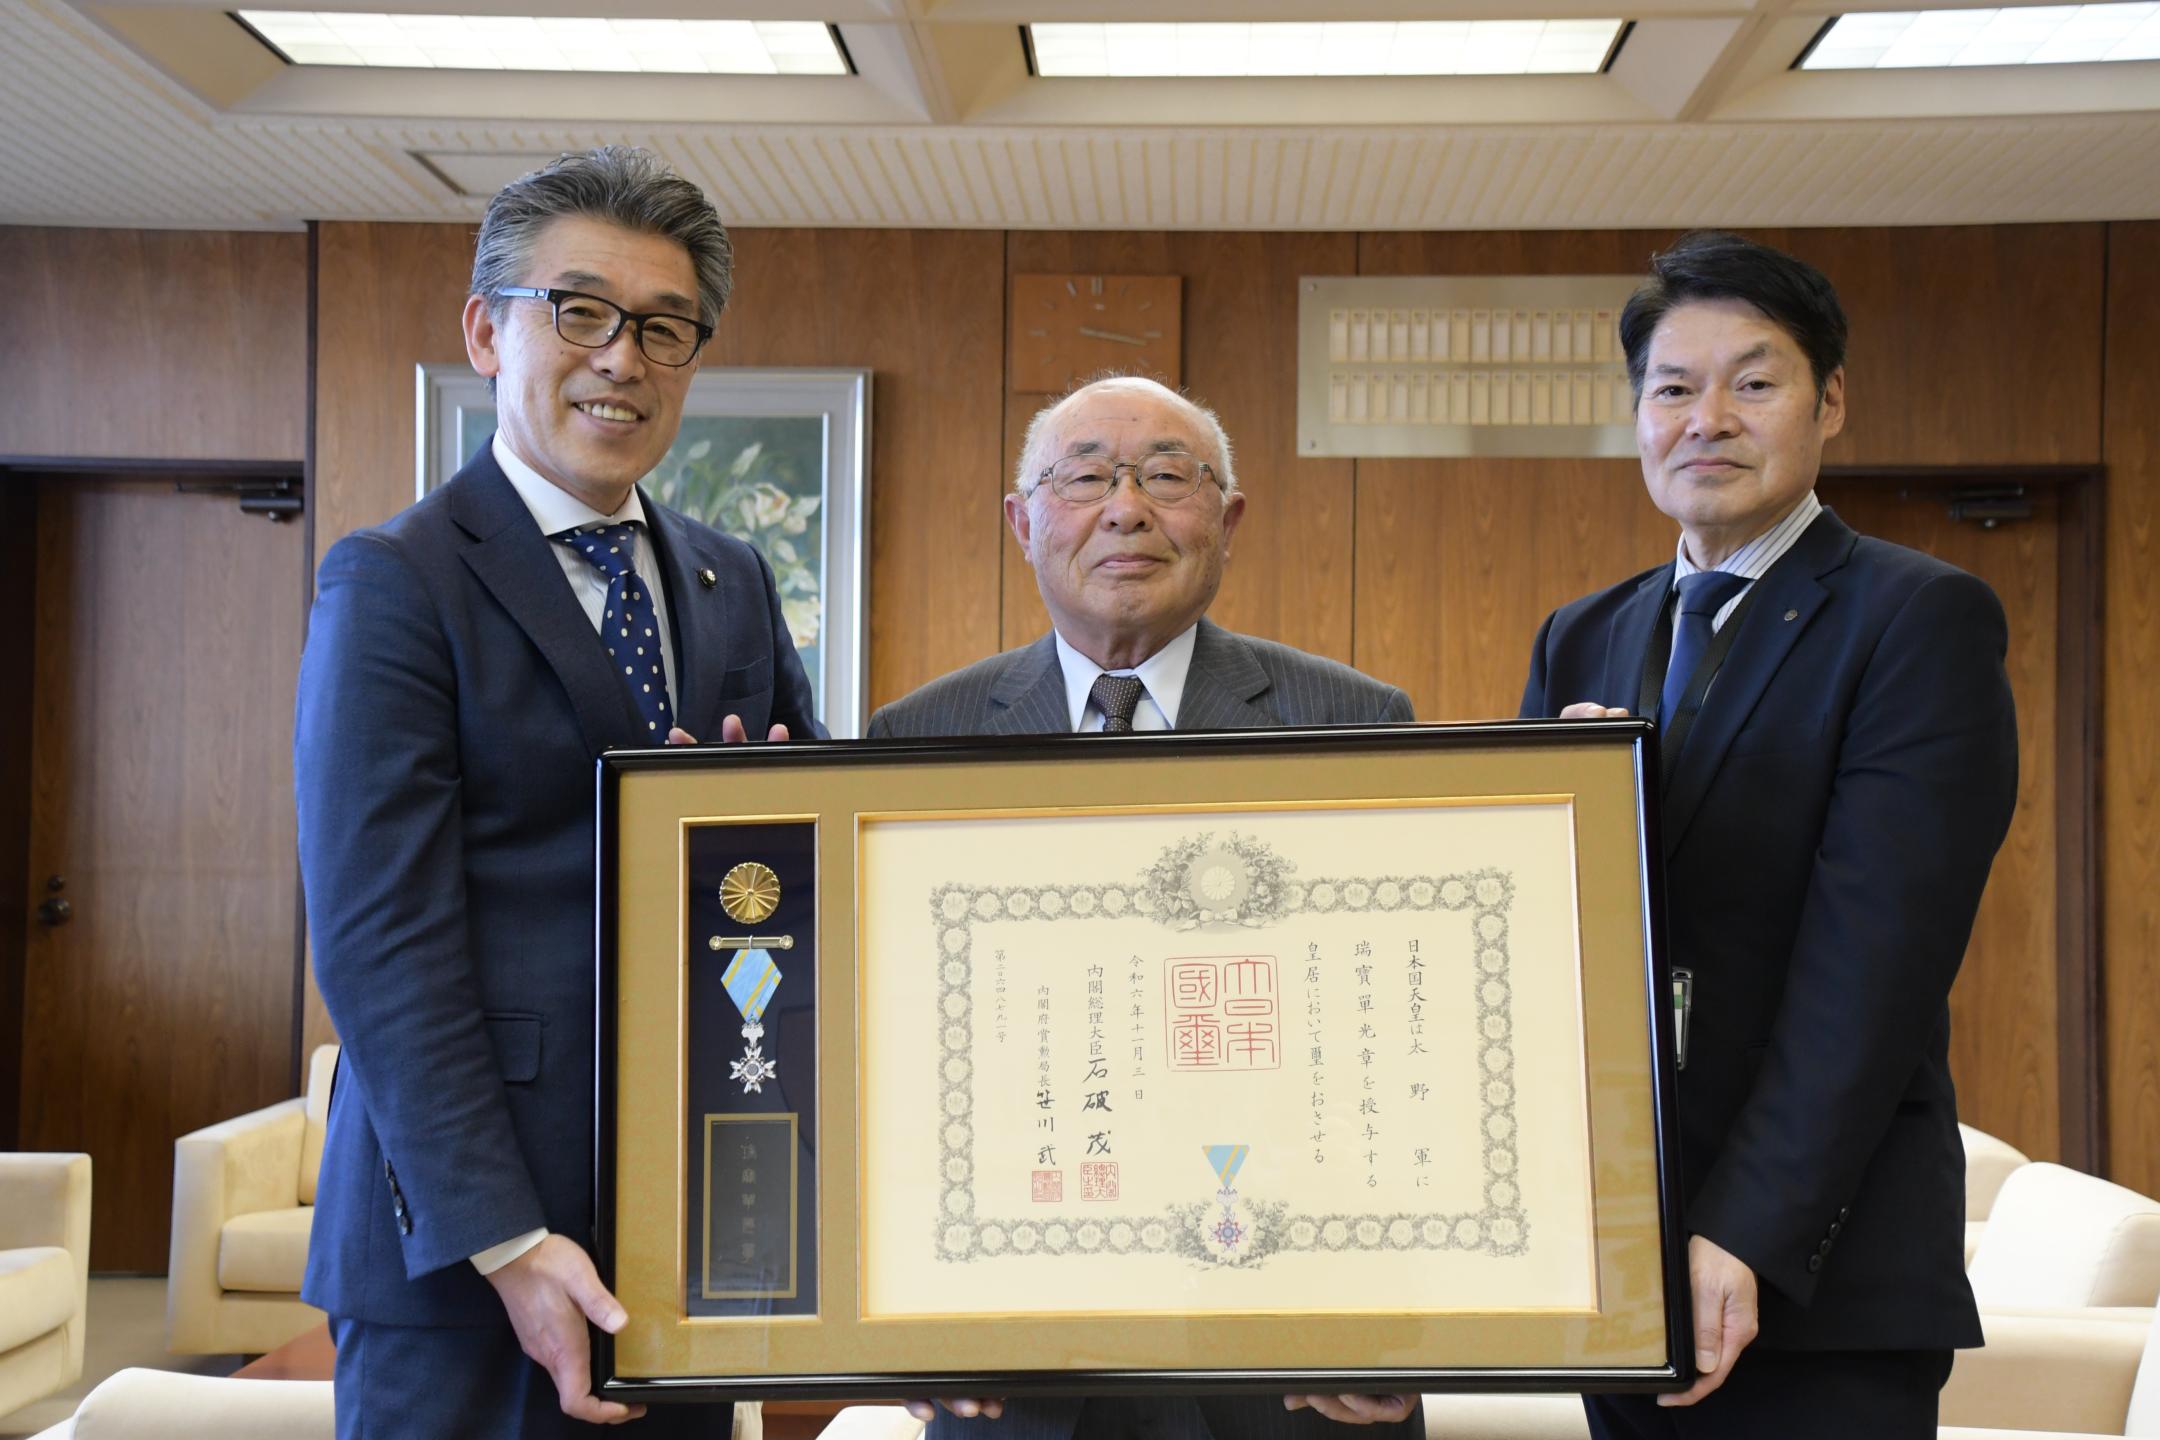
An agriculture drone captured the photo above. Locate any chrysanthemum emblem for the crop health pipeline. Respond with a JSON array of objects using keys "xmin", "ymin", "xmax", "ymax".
[
  {"xmin": 719, "ymin": 862, "xmax": 781, "ymax": 925},
  {"xmin": 1185, "ymin": 848, "xmax": 1251, "ymax": 915}
]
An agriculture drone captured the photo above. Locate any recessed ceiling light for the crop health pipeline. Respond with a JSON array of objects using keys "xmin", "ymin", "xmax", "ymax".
[
  {"xmin": 1798, "ymin": 4, "xmax": 2160, "ymax": 69},
  {"xmin": 232, "ymin": 12, "xmax": 851, "ymax": 74},
  {"xmin": 1025, "ymin": 20, "xmax": 1629, "ymax": 78}
]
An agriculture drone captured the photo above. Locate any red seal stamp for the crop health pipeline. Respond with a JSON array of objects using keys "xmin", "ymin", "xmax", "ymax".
[
  {"xmin": 1168, "ymin": 956, "xmax": 1280, "ymax": 1071},
  {"xmin": 1080, "ymin": 1161, "xmax": 1119, "ymax": 1201},
  {"xmin": 1031, "ymin": 1169, "xmax": 1062, "ymax": 1202}
]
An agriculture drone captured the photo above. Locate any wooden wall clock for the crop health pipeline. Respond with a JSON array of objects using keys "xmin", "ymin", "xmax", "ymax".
[{"xmin": 1010, "ymin": 273, "xmax": 1182, "ymax": 394}]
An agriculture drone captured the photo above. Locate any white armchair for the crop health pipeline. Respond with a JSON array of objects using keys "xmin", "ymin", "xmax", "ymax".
[
  {"xmin": 0, "ymin": 1152, "xmax": 91, "ymax": 1421},
  {"xmin": 25, "ymin": 1368, "xmax": 332, "ymax": 1440},
  {"xmin": 166, "ymin": 1045, "xmax": 337, "ymax": 1354},
  {"xmin": 1968, "ymin": 1164, "xmax": 2160, "ymax": 1312},
  {"xmin": 1939, "ymin": 1304, "xmax": 2159, "ymax": 1437},
  {"xmin": 1962, "ymin": 1123, "xmax": 2031, "ymax": 1265}
]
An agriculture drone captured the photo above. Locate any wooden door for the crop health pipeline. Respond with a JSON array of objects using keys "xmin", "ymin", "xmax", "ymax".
[
  {"xmin": 18, "ymin": 475, "xmax": 304, "ymax": 1270},
  {"xmin": 1817, "ymin": 480, "xmax": 2069, "ymax": 1165}
]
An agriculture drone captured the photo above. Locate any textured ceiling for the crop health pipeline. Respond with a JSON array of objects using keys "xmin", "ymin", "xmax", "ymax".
[{"xmin": 4, "ymin": 0, "xmax": 2159, "ymax": 232}]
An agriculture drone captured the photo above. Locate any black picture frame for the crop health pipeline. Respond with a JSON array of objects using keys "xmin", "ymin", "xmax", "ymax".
[{"xmin": 595, "ymin": 719, "xmax": 1689, "ymax": 1402}]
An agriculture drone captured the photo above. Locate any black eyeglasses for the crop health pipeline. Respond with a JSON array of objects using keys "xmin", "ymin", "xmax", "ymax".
[{"xmin": 493, "ymin": 287, "xmax": 712, "ymax": 367}]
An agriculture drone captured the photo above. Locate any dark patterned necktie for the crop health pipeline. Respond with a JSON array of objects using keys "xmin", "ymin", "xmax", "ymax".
[
  {"xmin": 1660, "ymin": 569, "xmax": 1751, "ymax": 727},
  {"xmin": 554, "ymin": 521, "xmax": 674, "ymax": 740},
  {"xmin": 1090, "ymin": 673, "xmax": 1145, "ymax": 734}
]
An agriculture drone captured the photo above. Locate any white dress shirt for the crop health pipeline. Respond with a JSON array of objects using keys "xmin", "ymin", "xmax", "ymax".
[
  {"xmin": 1053, "ymin": 624, "xmax": 1198, "ymax": 732},
  {"xmin": 471, "ymin": 433, "xmax": 678, "ymax": 1277},
  {"xmin": 492, "ymin": 432, "xmax": 678, "ymax": 709}
]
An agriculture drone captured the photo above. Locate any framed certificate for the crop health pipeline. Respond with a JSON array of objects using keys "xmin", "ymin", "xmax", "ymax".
[{"xmin": 596, "ymin": 720, "xmax": 1690, "ymax": 1401}]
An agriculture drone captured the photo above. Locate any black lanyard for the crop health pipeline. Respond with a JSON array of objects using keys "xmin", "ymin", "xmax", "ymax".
[{"xmin": 1638, "ymin": 580, "xmax": 1759, "ymax": 785}]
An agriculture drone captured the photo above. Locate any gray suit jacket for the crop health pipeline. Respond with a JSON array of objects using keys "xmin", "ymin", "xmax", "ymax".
[{"xmin": 866, "ymin": 617, "xmax": 1414, "ymax": 736}]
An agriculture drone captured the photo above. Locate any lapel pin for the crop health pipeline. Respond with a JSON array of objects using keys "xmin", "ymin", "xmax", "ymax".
[
  {"xmin": 1784, "ymin": 608, "xmax": 1799, "ymax": 622},
  {"xmin": 699, "ymin": 568, "xmax": 717, "ymax": 589}
]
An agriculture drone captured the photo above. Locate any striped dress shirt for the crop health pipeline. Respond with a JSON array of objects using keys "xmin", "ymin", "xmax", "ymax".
[{"xmin": 1670, "ymin": 489, "xmax": 1824, "ymax": 639}]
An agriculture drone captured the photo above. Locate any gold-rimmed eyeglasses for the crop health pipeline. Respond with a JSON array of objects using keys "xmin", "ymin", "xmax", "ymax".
[
  {"xmin": 1030, "ymin": 450, "xmax": 1219, "ymax": 505},
  {"xmin": 493, "ymin": 287, "xmax": 713, "ymax": 368}
]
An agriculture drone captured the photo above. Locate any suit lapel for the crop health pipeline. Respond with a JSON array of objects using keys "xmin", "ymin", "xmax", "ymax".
[
  {"xmin": 987, "ymin": 635, "xmax": 1070, "ymax": 734},
  {"xmin": 1608, "ymin": 565, "xmax": 1674, "ymax": 712},
  {"xmin": 1661, "ymin": 511, "xmax": 1856, "ymax": 856},
  {"xmin": 450, "ymin": 454, "xmax": 639, "ymax": 758},
  {"xmin": 1176, "ymin": 619, "xmax": 1274, "ymax": 730},
  {"xmin": 641, "ymin": 496, "xmax": 732, "ymax": 743}
]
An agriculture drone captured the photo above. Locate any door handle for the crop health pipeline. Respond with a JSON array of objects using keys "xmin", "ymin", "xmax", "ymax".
[{"xmin": 36, "ymin": 875, "xmax": 70, "ymax": 927}]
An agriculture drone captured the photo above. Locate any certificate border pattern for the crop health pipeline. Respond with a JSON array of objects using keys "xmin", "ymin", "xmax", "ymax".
[{"xmin": 925, "ymin": 839, "xmax": 1528, "ymax": 1268}]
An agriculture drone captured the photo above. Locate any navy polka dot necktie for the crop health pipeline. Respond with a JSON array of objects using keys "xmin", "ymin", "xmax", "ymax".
[{"xmin": 555, "ymin": 521, "xmax": 673, "ymax": 740}]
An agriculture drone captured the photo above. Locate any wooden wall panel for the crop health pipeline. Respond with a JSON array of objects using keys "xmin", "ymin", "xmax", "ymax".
[
  {"xmin": 699, "ymin": 229, "xmax": 1006, "ymax": 709},
  {"xmin": 312, "ymin": 222, "xmax": 475, "ymax": 565},
  {"xmin": 1000, "ymin": 233, "xmax": 1358, "ymax": 666},
  {"xmin": 2103, "ymin": 221, "xmax": 2160, "ymax": 1198},
  {"xmin": 1352, "ymin": 459, "xmax": 1672, "ymax": 722},
  {"xmin": 1777, "ymin": 226, "xmax": 2106, "ymax": 468},
  {"xmin": 1352, "ymin": 233, "xmax": 1677, "ymax": 720},
  {"xmin": 0, "ymin": 228, "xmax": 307, "ymax": 463}
]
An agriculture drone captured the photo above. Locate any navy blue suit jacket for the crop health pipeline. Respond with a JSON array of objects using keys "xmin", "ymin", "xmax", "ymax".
[
  {"xmin": 1521, "ymin": 508, "xmax": 2015, "ymax": 1352},
  {"xmin": 295, "ymin": 444, "xmax": 821, "ymax": 1329}
]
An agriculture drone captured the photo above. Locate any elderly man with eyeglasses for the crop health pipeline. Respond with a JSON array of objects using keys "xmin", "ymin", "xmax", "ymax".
[
  {"xmin": 870, "ymin": 375, "xmax": 1412, "ymax": 746},
  {"xmin": 868, "ymin": 374, "xmax": 1418, "ymax": 1440}
]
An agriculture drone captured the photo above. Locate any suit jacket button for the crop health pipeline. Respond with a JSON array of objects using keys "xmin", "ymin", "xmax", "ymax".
[
  {"xmin": 1806, "ymin": 1254, "xmax": 1823, "ymax": 1273},
  {"xmin": 1828, "ymin": 1221, "xmax": 1841, "ymax": 1237},
  {"xmin": 1838, "ymin": 1206, "xmax": 1850, "ymax": 1220},
  {"xmin": 1818, "ymin": 1238, "xmax": 1833, "ymax": 1255}
]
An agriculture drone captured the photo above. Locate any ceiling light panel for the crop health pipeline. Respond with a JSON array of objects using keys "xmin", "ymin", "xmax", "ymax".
[
  {"xmin": 234, "ymin": 12, "xmax": 849, "ymax": 73},
  {"xmin": 1027, "ymin": 20, "xmax": 1626, "ymax": 78},
  {"xmin": 1801, "ymin": 4, "xmax": 2160, "ymax": 68}
]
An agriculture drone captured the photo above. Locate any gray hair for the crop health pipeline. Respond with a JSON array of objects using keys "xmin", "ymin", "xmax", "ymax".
[
  {"xmin": 470, "ymin": 145, "xmax": 733, "ymax": 327},
  {"xmin": 1013, "ymin": 374, "xmax": 1239, "ymax": 498}
]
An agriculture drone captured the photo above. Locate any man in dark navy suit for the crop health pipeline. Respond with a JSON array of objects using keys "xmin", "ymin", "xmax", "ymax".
[
  {"xmin": 296, "ymin": 147, "xmax": 818, "ymax": 1437},
  {"xmin": 1521, "ymin": 232, "xmax": 2017, "ymax": 1438}
]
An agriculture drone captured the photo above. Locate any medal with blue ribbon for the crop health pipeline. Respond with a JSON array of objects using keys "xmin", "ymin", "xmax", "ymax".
[
  {"xmin": 1199, "ymin": 1144, "xmax": 1252, "ymax": 1261},
  {"xmin": 715, "ymin": 862, "xmax": 786, "ymax": 1094},
  {"xmin": 724, "ymin": 948, "xmax": 782, "ymax": 1093}
]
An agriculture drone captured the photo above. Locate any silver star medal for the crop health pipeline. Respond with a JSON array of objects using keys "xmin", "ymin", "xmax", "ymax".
[
  {"xmin": 722, "ymin": 946, "xmax": 783, "ymax": 1095},
  {"xmin": 729, "ymin": 1020, "xmax": 778, "ymax": 1093}
]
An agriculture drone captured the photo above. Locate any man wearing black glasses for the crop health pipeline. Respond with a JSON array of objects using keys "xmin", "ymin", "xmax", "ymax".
[
  {"xmin": 295, "ymin": 146, "xmax": 816, "ymax": 1439},
  {"xmin": 870, "ymin": 375, "xmax": 1418, "ymax": 1439}
]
